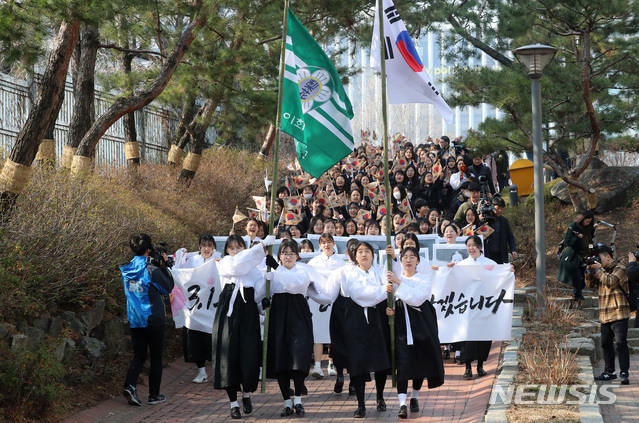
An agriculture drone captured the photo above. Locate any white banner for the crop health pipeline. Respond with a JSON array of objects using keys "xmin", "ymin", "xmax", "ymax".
[
  {"xmin": 169, "ymin": 258, "xmax": 221, "ymax": 334},
  {"xmin": 430, "ymin": 265, "xmax": 515, "ymax": 343}
]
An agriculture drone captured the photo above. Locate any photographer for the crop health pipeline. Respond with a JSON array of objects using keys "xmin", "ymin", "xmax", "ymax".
[
  {"xmin": 585, "ymin": 245, "xmax": 630, "ymax": 385},
  {"xmin": 557, "ymin": 210, "xmax": 596, "ymax": 304},
  {"xmin": 482, "ymin": 197, "xmax": 518, "ymax": 264},
  {"xmin": 626, "ymin": 252, "xmax": 639, "ymax": 328},
  {"xmin": 453, "ymin": 182, "xmax": 481, "ymax": 223},
  {"xmin": 120, "ymin": 233, "xmax": 175, "ymax": 406},
  {"xmin": 467, "ymin": 152, "xmax": 496, "ymax": 195}
]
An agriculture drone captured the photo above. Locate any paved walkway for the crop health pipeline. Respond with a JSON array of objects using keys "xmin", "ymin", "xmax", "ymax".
[
  {"xmin": 65, "ymin": 342, "xmax": 501, "ymax": 423},
  {"xmin": 596, "ymin": 352, "xmax": 639, "ymax": 423}
]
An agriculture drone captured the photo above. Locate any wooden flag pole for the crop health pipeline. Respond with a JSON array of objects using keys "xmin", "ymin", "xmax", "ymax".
[
  {"xmin": 378, "ymin": 0, "xmax": 396, "ymax": 388},
  {"xmin": 261, "ymin": 0, "xmax": 290, "ymax": 394}
]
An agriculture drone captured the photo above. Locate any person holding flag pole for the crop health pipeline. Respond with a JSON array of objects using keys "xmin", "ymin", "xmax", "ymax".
[
  {"xmin": 261, "ymin": 0, "xmax": 355, "ymax": 395},
  {"xmin": 370, "ymin": 0, "xmax": 455, "ymax": 391}
]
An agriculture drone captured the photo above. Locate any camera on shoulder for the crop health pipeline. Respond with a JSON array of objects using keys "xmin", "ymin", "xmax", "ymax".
[{"xmin": 148, "ymin": 242, "xmax": 175, "ymax": 268}]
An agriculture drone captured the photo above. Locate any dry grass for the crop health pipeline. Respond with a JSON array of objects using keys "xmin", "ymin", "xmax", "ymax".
[
  {"xmin": 519, "ymin": 331, "xmax": 580, "ymax": 385},
  {"xmin": 507, "ymin": 404, "xmax": 581, "ymax": 423}
]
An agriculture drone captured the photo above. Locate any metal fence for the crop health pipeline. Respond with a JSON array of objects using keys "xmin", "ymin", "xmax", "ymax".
[{"xmin": 0, "ymin": 71, "xmax": 215, "ymax": 164}]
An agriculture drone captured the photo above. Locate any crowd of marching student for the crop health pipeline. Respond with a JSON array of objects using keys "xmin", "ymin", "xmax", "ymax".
[
  {"xmin": 121, "ymin": 134, "xmax": 517, "ymax": 419},
  {"xmin": 234, "ymin": 134, "xmax": 510, "ymax": 242}
]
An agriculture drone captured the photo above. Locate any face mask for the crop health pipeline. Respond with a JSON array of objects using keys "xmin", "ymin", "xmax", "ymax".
[
  {"xmin": 393, "ymin": 192, "xmax": 402, "ymax": 200},
  {"xmin": 462, "ymin": 190, "xmax": 470, "ymax": 198},
  {"xmin": 303, "ymin": 193, "xmax": 313, "ymax": 200},
  {"xmin": 407, "ymin": 192, "xmax": 412, "ymax": 199}
]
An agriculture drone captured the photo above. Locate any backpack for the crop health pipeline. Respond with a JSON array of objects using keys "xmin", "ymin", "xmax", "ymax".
[{"xmin": 557, "ymin": 239, "xmax": 565, "ymax": 261}]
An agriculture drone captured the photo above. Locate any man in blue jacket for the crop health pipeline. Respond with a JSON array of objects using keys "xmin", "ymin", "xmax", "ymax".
[{"xmin": 120, "ymin": 233, "xmax": 174, "ymax": 406}]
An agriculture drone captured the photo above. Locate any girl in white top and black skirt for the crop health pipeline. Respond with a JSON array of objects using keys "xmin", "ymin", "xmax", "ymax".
[
  {"xmin": 386, "ymin": 247, "xmax": 444, "ymax": 418},
  {"xmin": 451, "ymin": 235, "xmax": 513, "ymax": 379},
  {"xmin": 341, "ymin": 242, "xmax": 391, "ymax": 418},
  {"xmin": 266, "ymin": 239, "xmax": 332, "ymax": 417},
  {"xmin": 212, "ymin": 234, "xmax": 270, "ymax": 419}
]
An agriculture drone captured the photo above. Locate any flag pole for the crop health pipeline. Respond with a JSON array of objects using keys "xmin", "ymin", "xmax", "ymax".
[
  {"xmin": 378, "ymin": 0, "xmax": 396, "ymax": 388},
  {"xmin": 262, "ymin": 0, "xmax": 290, "ymax": 394}
]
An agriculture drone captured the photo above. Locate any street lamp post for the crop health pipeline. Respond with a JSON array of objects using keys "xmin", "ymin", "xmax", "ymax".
[{"xmin": 512, "ymin": 44, "xmax": 558, "ymax": 306}]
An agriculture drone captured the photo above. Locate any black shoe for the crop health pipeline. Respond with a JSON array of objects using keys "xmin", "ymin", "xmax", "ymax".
[
  {"xmin": 242, "ymin": 397, "xmax": 252, "ymax": 414},
  {"xmin": 334, "ymin": 375, "xmax": 344, "ymax": 393},
  {"xmin": 398, "ymin": 405, "xmax": 408, "ymax": 419},
  {"xmin": 123, "ymin": 384, "xmax": 141, "ymax": 406},
  {"xmin": 442, "ymin": 349, "xmax": 450, "ymax": 359},
  {"xmin": 231, "ymin": 406, "xmax": 242, "ymax": 419},
  {"xmin": 594, "ymin": 372, "xmax": 617, "ymax": 381},
  {"xmin": 463, "ymin": 369, "xmax": 473, "ymax": 379},
  {"xmin": 477, "ymin": 367, "xmax": 487, "ymax": 377},
  {"xmin": 354, "ymin": 406, "xmax": 366, "ymax": 418},
  {"xmin": 294, "ymin": 403, "xmax": 305, "ymax": 416},
  {"xmin": 148, "ymin": 394, "xmax": 166, "ymax": 405},
  {"xmin": 409, "ymin": 398, "xmax": 419, "ymax": 412},
  {"xmin": 376, "ymin": 398, "xmax": 386, "ymax": 412},
  {"xmin": 281, "ymin": 406, "xmax": 294, "ymax": 417},
  {"xmin": 620, "ymin": 372, "xmax": 630, "ymax": 385},
  {"xmin": 349, "ymin": 384, "xmax": 355, "ymax": 396}
]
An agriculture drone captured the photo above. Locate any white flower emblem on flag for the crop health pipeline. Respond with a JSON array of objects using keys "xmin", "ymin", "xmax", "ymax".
[{"xmin": 297, "ymin": 67, "xmax": 333, "ymax": 113}]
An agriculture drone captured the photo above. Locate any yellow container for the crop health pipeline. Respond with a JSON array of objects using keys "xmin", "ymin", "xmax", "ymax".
[{"xmin": 509, "ymin": 158, "xmax": 534, "ymax": 196}]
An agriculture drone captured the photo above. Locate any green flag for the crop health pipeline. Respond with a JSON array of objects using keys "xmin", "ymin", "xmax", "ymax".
[{"xmin": 281, "ymin": 9, "xmax": 354, "ymax": 178}]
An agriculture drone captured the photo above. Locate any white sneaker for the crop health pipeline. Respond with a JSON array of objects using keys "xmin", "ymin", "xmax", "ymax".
[
  {"xmin": 327, "ymin": 362, "xmax": 337, "ymax": 376},
  {"xmin": 311, "ymin": 365, "xmax": 324, "ymax": 378},
  {"xmin": 193, "ymin": 373, "xmax": 208, "ymax": 383}
]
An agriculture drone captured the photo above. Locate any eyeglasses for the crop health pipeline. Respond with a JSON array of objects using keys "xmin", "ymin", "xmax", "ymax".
[
  {"xmin": 281, "ymin": 253, "xmax": 297, "ymax": 258},
  {"xmin": 402, "ymin": 255, "xmax": 418, "ymax": 261}
]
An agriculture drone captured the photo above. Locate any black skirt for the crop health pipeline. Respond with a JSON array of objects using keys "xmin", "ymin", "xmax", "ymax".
[
  {"xmin": 394, "ymin": 300, "xmax": 445, "ymax": 389},
  {"xmin": 343, "ymin": 298, "xmax": 391, "ymax": 377},
  {"xmin": 182, "ymin": 327, "xmax": 212, "ymax": 363},
  {"xmin": 266, "ymin": 292, "xmax": 314, "ymax": 378},
  {"xmin": 329, "ymin": 294, "xmax": 349, "ymax": 369},
  {"xmin": 211, "ymin": 285, "xmax": 261, "ymax": 392},
  {"xmin": 460, "ymin": 341, "xmax": 492, "ymax": 363}
]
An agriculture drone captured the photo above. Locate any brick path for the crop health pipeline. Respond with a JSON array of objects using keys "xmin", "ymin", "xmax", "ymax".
[
  {"xmin": 596, "ymin": 353, "xmax": 639, "ymax": 423},
  {"xmin": 64, "ymin": 342, "xmax": 501, "ymax": 423}
]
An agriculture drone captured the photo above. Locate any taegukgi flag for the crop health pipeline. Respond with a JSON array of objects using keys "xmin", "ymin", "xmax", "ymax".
[
  {"xmin": 281, "ymin": 8, "xmax": 355, "ymax": 178},
  {"xmin": 370, "ymin": 0, "xmax": 454, "ymax": 123}
]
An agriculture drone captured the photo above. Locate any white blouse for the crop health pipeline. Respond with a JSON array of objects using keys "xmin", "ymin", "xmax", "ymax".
[
  {"xmin": 394, "ymin": 271, "xmax": 432, "ymax": 345},
  {"xmin": 217, "ymin": 244, "xmax": 267, "ymax": 316},
  {"xmin": 272, "ymin": 263, "xmax": 332, "ymax": 304},
  {"xmin": 457, "ymin": 254, "xmax": 497, "ymax": 266},
  {"xmin": 342, "ymin": 265, "xmax": 387, "ymax": 323},
  {"xmin": 308, "ymin": 253, "xmax": 346, "ymax": 270}
]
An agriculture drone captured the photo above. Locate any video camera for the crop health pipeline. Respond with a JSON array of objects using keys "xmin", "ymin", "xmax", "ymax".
[
  {"xmin": 584, "ymin": 243, "xmax": 605, "ymax": 266},
  {"xmin": 148, "ymin": 242, "xmax": 175, "ymax": 268},
  {"xmin": 477, "ymin": 175, "xmax": 495, "ymax": 223},
  {"xmin": 632, "ymin": 242, "xmax": 639, "ymax": 261},
  {"xmin": 451, "ymin": 139, "xmax": 465, "ymax": 155}
]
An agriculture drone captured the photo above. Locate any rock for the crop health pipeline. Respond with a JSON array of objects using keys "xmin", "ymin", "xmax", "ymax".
[
  {"xmin": 63, "ymin": 338, "xmax": 76, "ymax": 363},
  {"xmin": 32, "ymin": 315, "xmax": 51, "ymax": 333},
  {"xmin": 0, "ymin": 323, "xmax": 14, "ymax": 340},
  {"xmin": 61, "ymin": 311, "xmax": 84, "ymax": 335},
  {"xmin": 103, "ymin": 318, "xmax": 126, "ymax": 349},
  {"xmin": 79, "ymin": 300, "xmax": 105, "ymax": 336},
  {"xmin": 560, "ymin": 337, "xmax": 595, "ymax": 358},
  {"xmin": 572, "ymin": 154, "xmax": 608, "ymax": 171},
  {"xmin": 80, "ymin": 336, "xmax": 105, "ymax": 359},
  {"xmin": 551, "ymin": 166, "xmax": 639, "ymax": 212},
  {"xmin": 511, "ymin": 327, "xmax": 527, "ymax": 342},
  {"xmin": 49, "ymin": 316, "xmax": 64, "ymax": 338},
  {"xmin": 11, "ymin": 334, "xmax": 28, "ymax": 351},
  {"xmin": 24, "ymin": 326, "xmax": 45, "ymax": 350}
]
